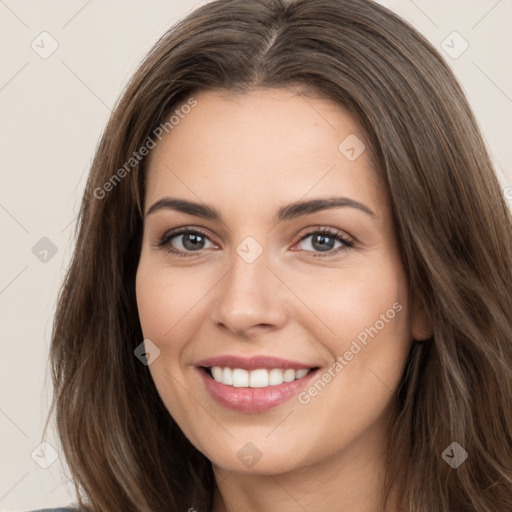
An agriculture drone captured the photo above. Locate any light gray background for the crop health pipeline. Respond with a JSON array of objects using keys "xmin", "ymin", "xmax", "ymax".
[{"xmin": 1, "ymin": 0, "xmax": 511, "ymax": 510}]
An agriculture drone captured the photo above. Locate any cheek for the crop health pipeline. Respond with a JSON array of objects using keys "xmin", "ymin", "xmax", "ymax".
[
  {"xmin": 135, "ymin": 259, "xmax": 209, "ymax": 344},
  {"xmin": 293, "ymin": 258, "xmax": 411, "ymax": 399},
  {"xmin": 136, "ymin": 266, "xmax": 172, "ymax": 343},
  {"xmin": 343, "ymin": 272, "xmax": 410, "ymax": 405},
  {"xmin": 347, "ymin": 267, "xmax": 408, "ymax": 343},
  {"xmin": 135, "ymin": 260, "xmax": 204, "ymax": 437},
  {"xmin": 291, "ymin": 258, "xmax": 409, "ymax": 345},
  {"xmin": 288, "ymin": 263, "xmax": 411, "ymax": 446}
]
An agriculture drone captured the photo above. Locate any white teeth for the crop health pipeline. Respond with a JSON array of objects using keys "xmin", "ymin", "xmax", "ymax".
[
  {"xmin": 249, "ymin": 369, "xmax": 269, "ymax": 388},
  {"xmin": 211, "ymin": 367, "xmax": 223, "ymax": 382},
  {"xmin": 283, "ymin": 369, "xmax": 296, "ymax": 382},
  {"xmin": 268, "ymin": 368, "xmax": 284, "ymax": 386},
  {"xmin": 232, "ymin": 368, "xmax": 249, "ymax": 387},
  {"xmin": 222, "ymin": 367, "xmax": 233, "ymax": 385},
  {"xmin": 295, "ymin": 369, "xmax": 309, "ymax": 379},
  {"xmin": 209, "ymin": 367, "xmax": 312, "ymax": 387}
]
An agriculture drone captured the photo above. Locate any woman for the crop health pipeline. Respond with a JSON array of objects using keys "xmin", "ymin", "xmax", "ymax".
[{"xmin": 34, "ymin": 0, "xmax": 512, "ymax": 510}]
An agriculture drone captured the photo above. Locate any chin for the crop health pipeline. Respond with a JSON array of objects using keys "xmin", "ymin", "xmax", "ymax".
[{"xmin": 211, "ymin": 453, "xmax": 303, "ymax": 476}]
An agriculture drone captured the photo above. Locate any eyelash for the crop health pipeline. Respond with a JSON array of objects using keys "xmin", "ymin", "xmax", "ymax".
[{"xmin": 155, "ymin": 226, "xmax": 354, "ymax": 258}]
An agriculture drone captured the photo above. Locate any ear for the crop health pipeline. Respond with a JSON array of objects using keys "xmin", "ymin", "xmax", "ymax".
[{"xmin": 411, "ymin": 292, "xmax": 433, "ymax": 341}]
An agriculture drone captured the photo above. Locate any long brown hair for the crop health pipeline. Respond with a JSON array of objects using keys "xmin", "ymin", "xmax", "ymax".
[{"xmin": 45, "ymin": 0, "xmax": 512, "ymax": 510}]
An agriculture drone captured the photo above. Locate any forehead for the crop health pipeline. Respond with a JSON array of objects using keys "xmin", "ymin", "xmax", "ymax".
[{"xmin": 145, "ymin": 88, "xmax": 386, "ymax": 219}]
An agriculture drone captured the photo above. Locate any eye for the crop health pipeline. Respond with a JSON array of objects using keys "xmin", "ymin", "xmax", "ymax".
[
  {"xmin": 155, "ymin": 226, "xmax": 354, "ymax": 257},
  {"xmin": 156, "ymin": 228, "xmax": 216, "ymax": 256},
  {"xmin": 293, "ymin": 228, "xmax": 354, "ymax": 257}
]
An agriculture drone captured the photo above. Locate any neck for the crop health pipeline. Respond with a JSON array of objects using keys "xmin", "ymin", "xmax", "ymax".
[{"xmin": 211, "ymin": 412, "xmax": 397, "ymax": 512}]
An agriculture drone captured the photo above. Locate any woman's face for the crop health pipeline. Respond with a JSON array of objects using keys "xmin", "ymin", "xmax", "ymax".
[{"xmin": 136, "ymin": 88, "xmax": 429, "ymax": 475}]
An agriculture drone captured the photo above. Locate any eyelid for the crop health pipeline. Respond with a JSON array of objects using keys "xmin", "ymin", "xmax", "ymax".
[
  {"xmin": 155, "ymin": 225, "xmax": 355, "ymax": 257},
  {"xmin": 156, "ymin": 226, "xmax": 216, "ymax": 250},
  {"xmin": 295, "ymin": 225, "xmax": 353, "ymax": 243},
  {"xmin": 292, "ymin": 226, "xmax": 354, "ymax": 256}
]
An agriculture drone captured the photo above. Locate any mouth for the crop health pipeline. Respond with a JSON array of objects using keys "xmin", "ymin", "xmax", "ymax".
[
  {"xmin": 195, "ymin": 356, "xmax": 320, "ymax": 413},
  {"xmin": 201, "ymin": 366, "xmax": 318, "ymax": 388}
]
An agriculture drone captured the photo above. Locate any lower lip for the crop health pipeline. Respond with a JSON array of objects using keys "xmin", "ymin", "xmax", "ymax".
[{"xmin": 198, "ymin": 368, "xmax": 318, "ymax": 413}]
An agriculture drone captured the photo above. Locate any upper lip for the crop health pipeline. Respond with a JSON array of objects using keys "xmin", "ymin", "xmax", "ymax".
[{"xmin": 195, "ymin": 355, "xmax": 319, "ymax": 371}]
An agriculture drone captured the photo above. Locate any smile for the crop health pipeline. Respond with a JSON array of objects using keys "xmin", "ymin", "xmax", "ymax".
[
  {"xmin": 208, "ymin": 366, "xmax": 313, "ymax": 387},
  {"xmin": 195, "ymin": 355, "xmax": 320, "ymax": 412}
]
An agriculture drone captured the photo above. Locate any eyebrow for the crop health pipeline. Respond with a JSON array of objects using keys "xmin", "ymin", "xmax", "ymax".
[{"xmin": 145, "ymin": 196, "xmax": 376, "ymax": 222}]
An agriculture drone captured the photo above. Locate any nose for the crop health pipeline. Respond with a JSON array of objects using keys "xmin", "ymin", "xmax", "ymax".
[{"xmin": 210, "ymin": 248, "xmax": 288, "ymax": 338}]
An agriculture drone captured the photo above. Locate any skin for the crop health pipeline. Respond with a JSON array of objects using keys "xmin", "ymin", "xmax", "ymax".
[{"xmin": 135, "ymin": 88, "xmax": 432, "ymax": 512}]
